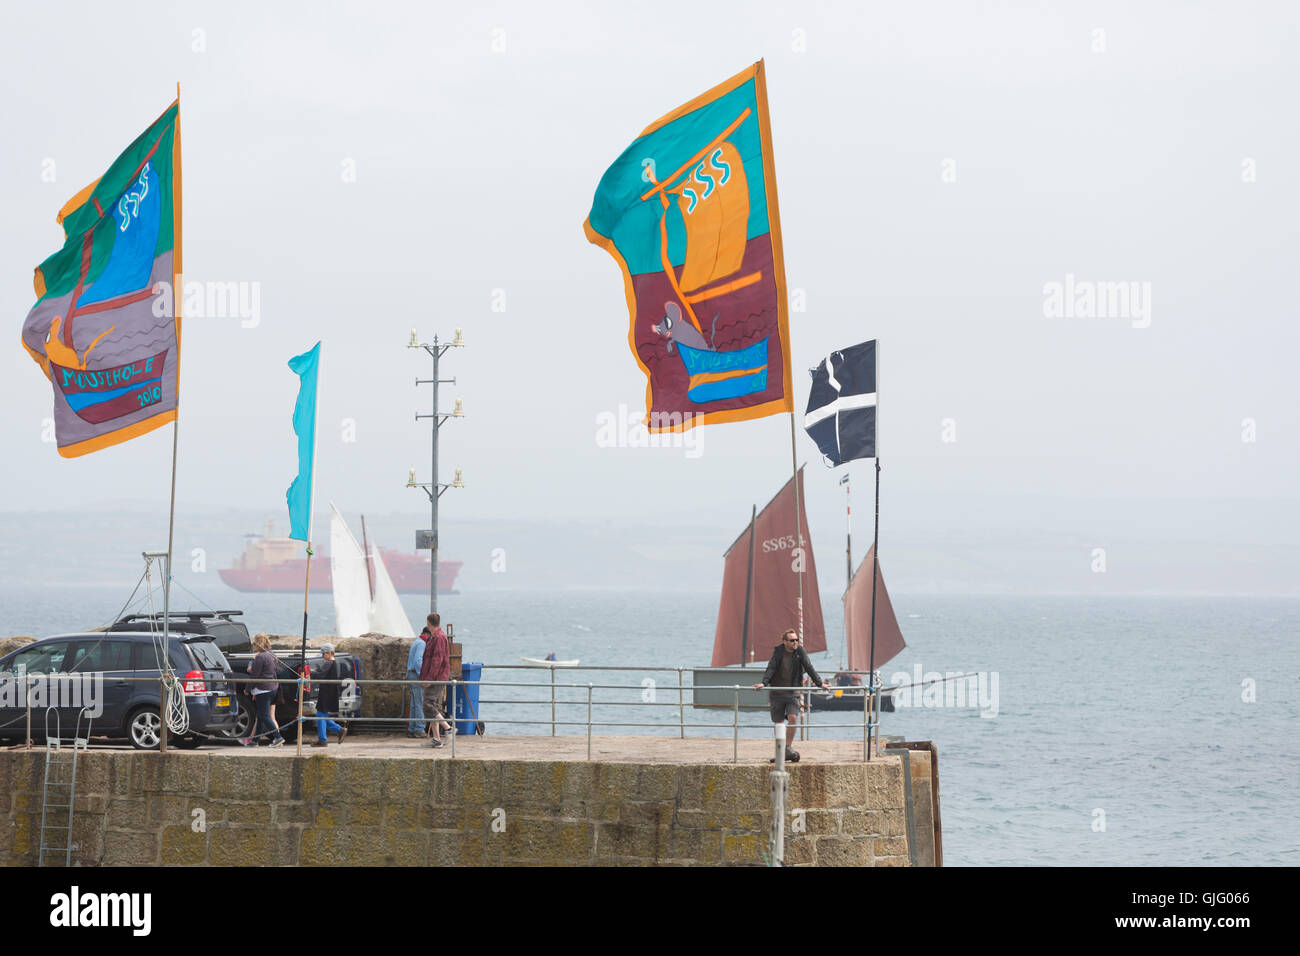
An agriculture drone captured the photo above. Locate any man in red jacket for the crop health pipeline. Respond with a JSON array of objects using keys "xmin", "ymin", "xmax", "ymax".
[{"xmin": 419, "ymin": 613, "xmax": 453, "ymax": 746}]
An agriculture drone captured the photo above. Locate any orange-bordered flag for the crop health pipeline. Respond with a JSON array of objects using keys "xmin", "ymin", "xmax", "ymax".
[
  {"xmin": 584, "ymin": 61, "xmax": 793, "ymax": 432},
  {"xmin": 21, "ymin": 98, "xmax": 182, "ymax": 458}
]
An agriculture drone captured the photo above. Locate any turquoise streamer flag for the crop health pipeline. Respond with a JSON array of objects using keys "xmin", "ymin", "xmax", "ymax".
[{"xmin": 285, "ymin": 342, "xmax": 321, "ymax": 541}]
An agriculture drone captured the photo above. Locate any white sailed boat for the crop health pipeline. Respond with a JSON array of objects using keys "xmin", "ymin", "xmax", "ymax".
[
  {"xmin": 330, "ymin": 503, "xmax": 414, "ymax": 639},
  {"xmin": 520, "ymin": 657, "xmax": 580, "ymax": 667}
]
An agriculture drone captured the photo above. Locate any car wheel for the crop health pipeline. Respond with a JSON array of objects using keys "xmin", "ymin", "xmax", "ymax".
[
  {"xmin": 127, "ymin": 706, "xmax": 162, "ymax": 750},
  {"xmin": 223, "ymin": 697, "xmax": 255, "ymax": 740}
]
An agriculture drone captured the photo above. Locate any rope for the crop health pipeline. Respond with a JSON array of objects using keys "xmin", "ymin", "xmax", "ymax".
[
  {"xmin": 167, "ymin": 577, "xmax": 218, "ymax": 614},
  {"xmin": 100, "ymin": 566, "xmax": 150, "ymax": 632},
  {"xmin": 141, "ymin": 560, "xmax": 188, "ymax": 736},
  {"xmin": 164, "ymin": 673, "xmax": 189, "ymax": 736}
]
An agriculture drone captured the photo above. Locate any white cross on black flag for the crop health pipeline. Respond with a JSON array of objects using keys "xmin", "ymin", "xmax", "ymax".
[{"xmin": 803, "ymin": 340, "xmax": 877, "ymax": 466}]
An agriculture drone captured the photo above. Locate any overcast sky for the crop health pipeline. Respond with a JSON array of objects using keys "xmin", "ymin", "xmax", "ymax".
[{"xmin": 1, "ymin": 1, "xmax": 1295, "ymax": 589}]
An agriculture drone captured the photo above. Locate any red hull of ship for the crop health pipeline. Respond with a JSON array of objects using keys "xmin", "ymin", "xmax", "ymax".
[{"xmin": 219, "ymin": 553, "xmax": 461, "ymax": 594}]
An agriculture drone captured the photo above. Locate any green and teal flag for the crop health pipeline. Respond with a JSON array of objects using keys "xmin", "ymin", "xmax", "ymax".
[
  {"xmin": 21, "ymin": 98, "xmax": 182, "ymax": 458},
  {"xmin": 584, "ymin": 61, "xmax": 794, "ymax": 431},
  {"xmin": 286, "ymin": 343, "xmax": 321, "ymax": 542}
]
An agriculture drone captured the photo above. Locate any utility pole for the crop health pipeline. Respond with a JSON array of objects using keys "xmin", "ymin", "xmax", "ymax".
[{"xmin": 407, "ymin": 328, "xmax": 465, "ymax": 614}]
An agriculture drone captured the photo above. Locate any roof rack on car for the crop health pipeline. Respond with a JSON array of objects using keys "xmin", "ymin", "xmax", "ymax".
[{"xmin": 117, "ymin": 610, "xmax": 244, "ymax": 622}]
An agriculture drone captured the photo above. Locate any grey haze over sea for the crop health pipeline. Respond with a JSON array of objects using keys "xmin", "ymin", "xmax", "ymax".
[{"xmin": 3, "ymin": 583, "xmax": 1295, "ymax": 867}]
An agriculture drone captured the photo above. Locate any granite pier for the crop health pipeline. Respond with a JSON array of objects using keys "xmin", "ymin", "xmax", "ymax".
[{"xmin": 0, "ymin": 734, "xmax": 940, "ymax": 866}]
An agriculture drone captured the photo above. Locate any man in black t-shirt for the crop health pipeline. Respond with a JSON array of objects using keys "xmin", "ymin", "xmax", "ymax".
[{"xmin": 753, "ymin": 628, "xmax": 830, "ymax": 762}]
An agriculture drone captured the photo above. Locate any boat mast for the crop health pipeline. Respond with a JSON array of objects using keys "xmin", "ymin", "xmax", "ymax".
[
  {"xmin": 740, "ymin": 504, "xmax": 756, "ymax": 665},
  {"xmin": 360, "ymin": 513, "xmax": 375, "ymax": 601}
]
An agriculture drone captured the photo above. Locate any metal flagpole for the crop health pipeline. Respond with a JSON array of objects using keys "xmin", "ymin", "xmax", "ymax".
[
  {"xmin": 842, "ymin": 473, "xmax": 851, "ymax": 669},
  {"xmin": 867, "ymin": 342, "xmax": 880, "ymax": 762},
  {"xmin": 296, "ymin": 346, "xmax": 321, "ymax": 757},
  {"xmin": 161, "ymin": 82, "xmax": 183, "ymax": 753},
  {"xmin": 867, "ymin": 458, "xmax": 880, "ymax": 762}
]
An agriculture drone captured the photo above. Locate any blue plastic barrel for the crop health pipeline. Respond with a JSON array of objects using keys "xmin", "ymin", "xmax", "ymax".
[{"xmin": 454, "ymin": 663, "xmax": 482, "ymax": 735}]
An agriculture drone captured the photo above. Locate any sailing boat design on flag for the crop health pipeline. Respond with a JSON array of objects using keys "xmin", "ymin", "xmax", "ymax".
[
  {"xmin": 21, "ymin": 100, "xmax": 182, "ymax": 458},
  {"xmin": 585, "ymin": 61, "xmax": 794, "ymax": 430}
]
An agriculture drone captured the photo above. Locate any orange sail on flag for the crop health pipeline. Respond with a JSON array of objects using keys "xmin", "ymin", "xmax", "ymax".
[
  {"xmin": 843, "ymin": 545, "xmax": 907, "ymax": 673},
  {"xmin": 711, "ymin": 467, "xmax": 826, "ymax": 666}
]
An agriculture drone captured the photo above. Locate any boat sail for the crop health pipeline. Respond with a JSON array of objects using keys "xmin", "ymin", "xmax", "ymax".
[
  {"xmin": 809, "ymin": 545, "xmax": 905, "ymax": 713},
  {"xmin": 674, "ymin": 139, "xmax": 751, "ymax": 295},
  {"xmin": 694, "ymin": 467, "xmax": 826, "ymax": 706},
  {"xmin": 843, "ymin": 545, "xmax": 906, "ymax": 674},
  {"xmin": 329, "ymin": 503, "xmax": 414, "ymax": 639},
  {"xmin": 711, "ymin": 466, "xmax": 826, "ymax": 666}
]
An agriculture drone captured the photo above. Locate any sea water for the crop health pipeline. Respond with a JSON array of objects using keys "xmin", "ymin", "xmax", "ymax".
[{"xmin": 1, "ymin": 585, "xmax": 1295, "ymax": 866}]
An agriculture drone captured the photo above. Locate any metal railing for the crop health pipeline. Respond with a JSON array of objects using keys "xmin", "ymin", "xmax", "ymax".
[
  {"xmin": 0, "ymin": 665, "xmax": 896, "ymax": 760},
  {"xmin": 0, "ymin": 665, "xmax": 984, "ymax": 760},
  {"xmin": 272, "ymin": 671, "xmax": 888, "ymax": 761}
]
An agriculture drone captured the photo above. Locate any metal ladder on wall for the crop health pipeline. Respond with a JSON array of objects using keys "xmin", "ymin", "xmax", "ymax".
[{"xmin": 38, "ymin": 707, "xmax": 92, "ymax": 867}]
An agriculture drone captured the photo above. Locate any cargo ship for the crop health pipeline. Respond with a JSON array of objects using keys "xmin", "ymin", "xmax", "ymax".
[{"xmin": 218, "ymin": 522, "xmax": 461, "ymax": 594}]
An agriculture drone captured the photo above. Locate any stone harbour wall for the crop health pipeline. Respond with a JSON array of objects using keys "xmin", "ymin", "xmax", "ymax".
[{"xmin": 0, "ymin": 749, "xmax": 935, "ymax": 866}]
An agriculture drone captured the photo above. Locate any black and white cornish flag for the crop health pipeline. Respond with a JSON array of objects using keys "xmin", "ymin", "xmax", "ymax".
[{"xmin": 804, "ymin": 340, "xmax": 877, "ymax": 466}]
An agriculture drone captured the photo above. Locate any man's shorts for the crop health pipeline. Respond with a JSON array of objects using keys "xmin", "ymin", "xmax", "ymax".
[
  {"xmin": 769, "ymin": 692, "xmax": 799, "ymax": 723},
  {"xmin": 423, "ymin": 684, "xmax": 446, "ymax": 716}
]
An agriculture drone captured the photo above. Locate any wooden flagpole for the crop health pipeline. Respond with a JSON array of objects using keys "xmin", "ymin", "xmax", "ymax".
[
  {"xmin": 788, "ymin": 413, "xmax": 803, "ymax": 641},
  {"xmin": 295, "ymin": 347, "xmax": 321, "ymax": 757},
  {"xmin": 296, "ymin": 554, "xmax": 313, "ymax": 755}
]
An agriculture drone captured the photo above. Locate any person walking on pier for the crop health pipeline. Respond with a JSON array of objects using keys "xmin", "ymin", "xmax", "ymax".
[
  {"xmin": 419, "ymin": 613, "xmax": 453, "ymax": 747},
  {"xmin": 248, "ymin": 634, "xmax": 285, "ymax": 747},
  {"xmin": 753, "ymin": 628, "xmax": 829, "ymax": 763},
  {"xmin": 405, "ymin": 625, "xmax": 428, "ymax": 737},
  {"xmin": 313, "ymin": 644, "xmax": 347, "ymax": 748}
]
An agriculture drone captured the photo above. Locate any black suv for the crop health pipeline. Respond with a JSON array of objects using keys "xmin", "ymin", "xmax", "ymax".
[
  {"xmin": 106, "ymin": 611, "xmax": 363, "ymax": 742},
  {"xmin": 0, "ymin": 632, "xmax": 237, "ymax": 749},
  {"xmin": 108, "ymin": 611, "xmax": 253, "ymax": 654}
]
